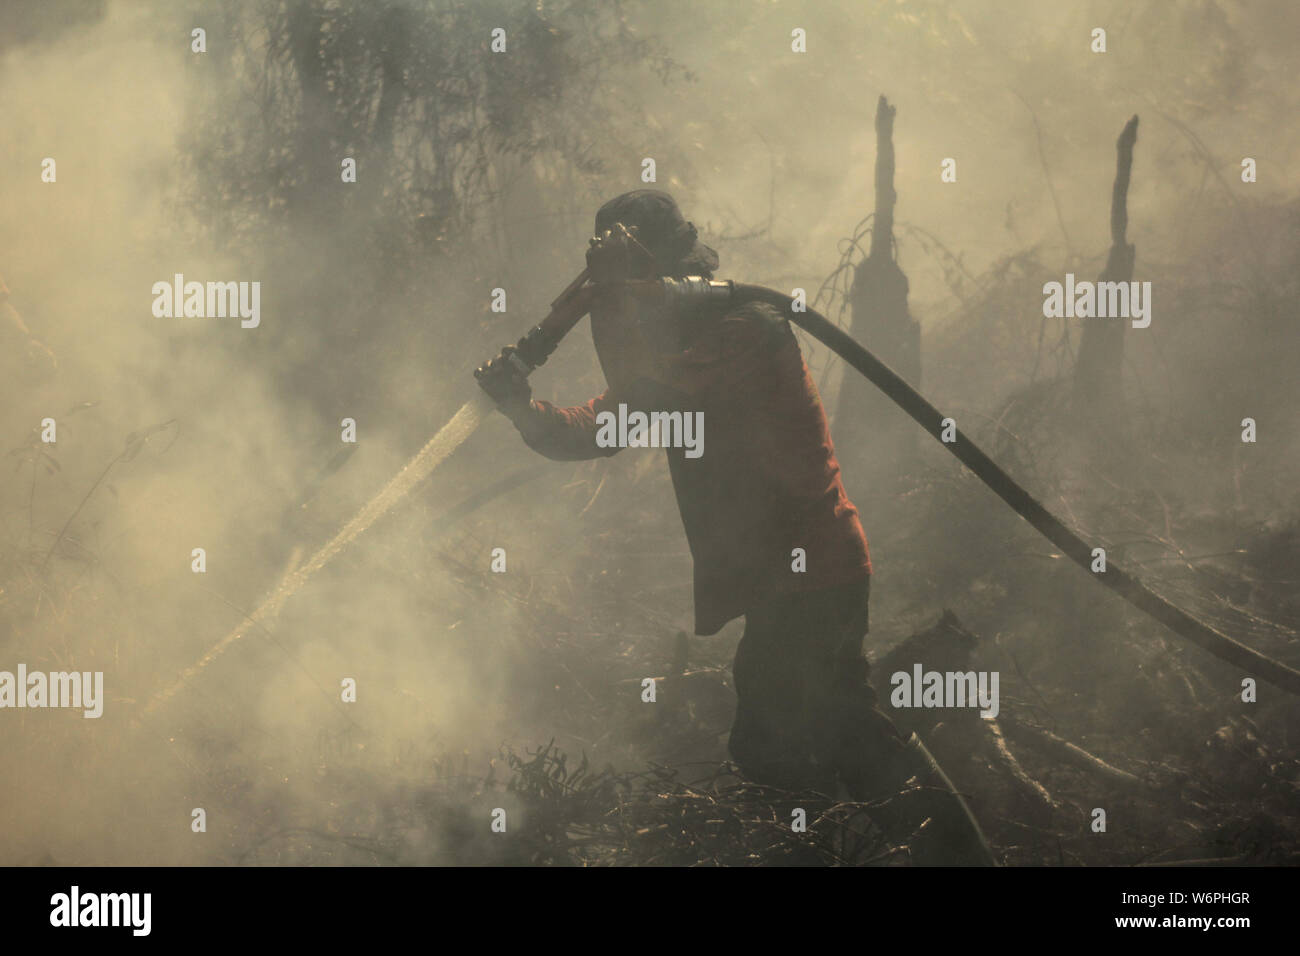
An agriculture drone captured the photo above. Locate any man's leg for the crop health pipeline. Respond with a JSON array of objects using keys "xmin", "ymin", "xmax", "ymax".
[
  {"xmin": 729, "ymin": 592, "xmax": 835, "ymax": 791},
  {"xmin": 807, "ymin": 577, "xmax": 916, "ymax": 799},
  {"xmin": 731, "ymin": 579, "xmax": 996, "ymax": 862},
  {"xmin": 730, "ymin": 579, "xmax": 893, "ymax": 792}
]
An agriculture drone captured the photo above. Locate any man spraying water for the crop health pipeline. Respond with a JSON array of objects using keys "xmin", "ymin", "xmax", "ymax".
[
  {"xmin": 150, "ymin": 184, "xmax": 1294, "ymax": 865},
  {"xmin": 477, "ymin": 190, "xmax": 922, "ymax": 804}
]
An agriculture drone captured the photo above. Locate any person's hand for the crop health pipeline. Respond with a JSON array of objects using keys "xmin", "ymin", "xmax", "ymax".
[{"xmin": 474, "ymin": 345, "xmax": 532, "ymax": 417}]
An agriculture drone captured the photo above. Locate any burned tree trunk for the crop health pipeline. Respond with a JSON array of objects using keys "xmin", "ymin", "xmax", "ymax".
[
  {"xmin": 837, "ymin": 96, "xmax": 921, "ymax": 488},
  {"xmin": 1074, "ymin": 115, "xmax": 1139, "ymax": 415}
]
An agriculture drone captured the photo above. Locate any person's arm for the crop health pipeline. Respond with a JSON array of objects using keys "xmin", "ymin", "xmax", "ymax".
[
  {"xmin": 476, "ymin": 341, "xmax": 624, "ymax": 461},
  {"xmin": 509, "ymin": 390, "xmax": 624, "ymax": 462}
]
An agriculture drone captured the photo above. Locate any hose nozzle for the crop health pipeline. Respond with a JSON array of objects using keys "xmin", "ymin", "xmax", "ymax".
[{"xmin": 659, "ymin": 276, "xmax": 734, "ymax": 309}]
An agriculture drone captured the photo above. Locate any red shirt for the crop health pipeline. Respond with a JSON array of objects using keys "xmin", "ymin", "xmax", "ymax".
[{"xmin": 514, "ymin": 297, "xmax": 870, "ymax": 635}]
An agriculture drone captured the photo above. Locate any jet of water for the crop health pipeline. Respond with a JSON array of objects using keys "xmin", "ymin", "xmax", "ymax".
[{"xmin": 143, "ymin": 393, "xmax": 492, "ymax": 717}]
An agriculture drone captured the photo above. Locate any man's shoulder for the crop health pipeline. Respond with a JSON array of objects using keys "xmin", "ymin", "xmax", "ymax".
[
  {"xmin": 675, "ymin": 295, "xmax": 799, "ymax": 363},
  {"xmin": 722, "ymin": 299, "xmax": 789, "ymax": 327},
  {"xmin": 714, "ymin": 299, "xmax": 793, "ymax": 348}
]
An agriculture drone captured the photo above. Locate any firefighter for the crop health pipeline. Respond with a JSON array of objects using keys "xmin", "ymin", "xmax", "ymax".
[{"xmin": 476, "ymin": 189, "xmax": 915, "ymax": 798}]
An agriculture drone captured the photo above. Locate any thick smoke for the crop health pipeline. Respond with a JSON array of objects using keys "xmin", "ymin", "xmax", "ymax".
[{"xmin": 2, "ymin": 0, "xmax": 1296, "ymax": 865}]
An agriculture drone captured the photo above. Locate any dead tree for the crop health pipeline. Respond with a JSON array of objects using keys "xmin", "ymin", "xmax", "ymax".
[
  {"xmin": 1074, "ymin": 115, "xmax": 1139, "ymax": 417},
  {"xmin": 837, "ymin": 96, "xmax": 921, "ymax": 487}
]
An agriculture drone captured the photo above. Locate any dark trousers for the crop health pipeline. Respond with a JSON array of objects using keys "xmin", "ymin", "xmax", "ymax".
[{"xmin": 728, "ymin": 577, "xmax": 905, "ymax": 795}]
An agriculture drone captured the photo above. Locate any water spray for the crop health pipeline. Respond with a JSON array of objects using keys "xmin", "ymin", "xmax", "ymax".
[{"xmin": 142, "ymin": 268, "xmax": 600, "ymax": 717}]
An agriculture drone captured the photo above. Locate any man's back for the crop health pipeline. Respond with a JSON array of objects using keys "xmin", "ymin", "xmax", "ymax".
[{"xmin": 521, "ymin": 296, "xmax": 871, "ymax": 635}]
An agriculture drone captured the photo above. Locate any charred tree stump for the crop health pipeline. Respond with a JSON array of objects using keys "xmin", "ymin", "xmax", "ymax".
[
  {"xmin": 1074, "ymin": 115, "xmax": 1139, "ymax": 422},
  {"xmin": 837, "ymin": 96, "xmax": 921, "ymax": 490}
]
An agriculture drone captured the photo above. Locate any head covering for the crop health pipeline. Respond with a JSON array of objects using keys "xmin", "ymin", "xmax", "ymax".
[{"xmin": 593, "ymin": 190, "xmax": 719, "ymax": 278}]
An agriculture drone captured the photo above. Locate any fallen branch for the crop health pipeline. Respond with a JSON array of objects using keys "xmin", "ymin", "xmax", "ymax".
[
  {"xmin": 987, "ymin": 719, "xmax": 1057, "ymax": 811},
  {"xmin": 1000, "ymin": 716, "xmax": 1145, "ymax": 790}
]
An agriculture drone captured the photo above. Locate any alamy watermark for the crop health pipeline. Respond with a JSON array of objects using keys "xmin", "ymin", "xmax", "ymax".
[
  {"xmin": 152, "ymin": 274, "xmax": 260, "ymax": 328},
  {"xmin": 50, "ymin": 886, "xmax": 150, "ymax": 936},
  {"xmin": 889, "ymin": 664, "xmax": 999, "ymax": 719},
  {"xmin": 1043, "ymin": 274, "xmax": 1151, "ymax": 329},
  {"xmin": 595, "ymin": 403, "xmax": 704, "ymax": 458},
  {"xmin": 0, "ymin": 665, "xmax": 103, "ymax": 718}
]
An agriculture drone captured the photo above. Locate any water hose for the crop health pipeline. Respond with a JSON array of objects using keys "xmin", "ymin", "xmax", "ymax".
[{"xmin": 715, "ymin": 279, "xmax": 1300, "ymax": 697}]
